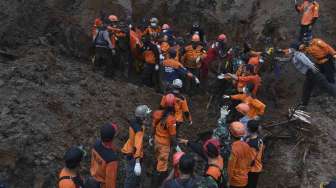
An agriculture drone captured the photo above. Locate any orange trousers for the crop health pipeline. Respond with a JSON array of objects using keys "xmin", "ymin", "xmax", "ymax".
[{"xmin": 154, "ymin": 141, "xmax": 171, "ymax": 172}]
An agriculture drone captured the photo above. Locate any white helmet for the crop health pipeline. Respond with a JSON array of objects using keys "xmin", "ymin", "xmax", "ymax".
[
  {"xmin": 172, "ymin": 79, "xmax": 183, "ymax": 89},
  {"xmin": 135, "ymin": 105, "xmax": 152, "ymax": 118}
]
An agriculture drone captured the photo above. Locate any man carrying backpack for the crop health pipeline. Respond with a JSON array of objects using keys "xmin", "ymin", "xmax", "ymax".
[{"xmin": 58, "ymin": 146, "xmax": 85, "ymax": 188}]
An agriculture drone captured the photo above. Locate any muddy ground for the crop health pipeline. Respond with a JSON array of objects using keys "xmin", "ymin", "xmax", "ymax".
[{"xmin": 1, "ymin": 0, "xmax": 336, "ymax": 187}]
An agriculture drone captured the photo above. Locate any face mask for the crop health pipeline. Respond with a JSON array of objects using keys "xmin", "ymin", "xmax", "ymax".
[
  {"xmin": 150, "ymin": 23, "xmax": 157, "ymax": 27},
  {"xmin": 243, "ymin": 87, "xmax": 248, "ymax": 94}
]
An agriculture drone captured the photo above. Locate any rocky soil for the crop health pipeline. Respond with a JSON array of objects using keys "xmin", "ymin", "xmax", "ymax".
[{"xmin": 0, "ymin": 0, "xmax": 336, "ymax": 187}]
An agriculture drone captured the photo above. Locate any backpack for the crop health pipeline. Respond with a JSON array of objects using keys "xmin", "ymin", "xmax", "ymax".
[
  {"xmin": 58, "ymin": 176, "xmax": 84, "ymax": 188},
  {"xmin": 94, "ymin": 28, "xmax": 109, "ymax": 47}
]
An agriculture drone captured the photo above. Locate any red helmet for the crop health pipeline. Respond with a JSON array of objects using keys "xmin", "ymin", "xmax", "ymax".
[
  {"xmin": 229, "ymin": 121, "xmax": 246, "ymax": 137},
  {"xmin": 173, "ymin": 152, "xmax": 185, "ymax": 166},
  {"xmin": 108, "ymin": 15, "xmax": 118, "ymax": 22},
  {"xmin": 191, "ymin": 34, "xmax": 200, "ymax": 42},
  {"xmin": 203, "ymin": 138, "xmax": 220, "ymax": 154},
  {"xmin": 217, "ymin": 34, "xmax": 227, "ymax": 42},
  {"xmin": 162, "ymin": 24, "xmax": 170, "ymax": 30},
  {"xmin": 165, "ymin": 94, "xmax": 176, "ymax": 107},
  {"xmin": 235, "ymin": 103, "xmax": 250, "ymax": 115}
]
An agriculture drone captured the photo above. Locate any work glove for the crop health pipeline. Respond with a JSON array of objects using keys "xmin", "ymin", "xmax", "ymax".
[
  {"xmin": 194, "ymin": 77, "xmax": 200, "ymax": 85},
  {"xmin": 220, "ymin": 105, "xmax": 230, "ymax": 118},
  {"xmin": 175, "ymin": 145, "xmax": 182, "ymax": 152},
  {"xmin": 149, "ymin": 136, "xmax": 154, "ymax": 146},
  {"xmin": 134, "ymin": 162, "xmax": 141, "ymax": 176},
  {"xmin": 222, "ymin": 95, "xmax": 230, "ymax": 99},
  {"xmin": 155, "ymin": 64, "xmax": 160, "ymax": 71}
]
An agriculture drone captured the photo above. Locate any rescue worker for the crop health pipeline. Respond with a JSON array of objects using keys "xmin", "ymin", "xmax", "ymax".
[
  {"xmin": 106, "ymin": 15, "xmax": 130, "ymax": 78},
  {"xmin": 58, "ymin": 147, "xmax": 85, "ymax": 188},
  {"xmin": 160, "ymin": 79, "xmax": 192, "ymax": 136},
  {"xmin": 179, "ymin": 138, "xmax": 227, "ymax": 188},
  {"xmin": 90, "ymin": 123, "xmax": 119, "ymax": 188},
  {"xmin": 140, "ymin": 35, "xmax": 161, "ymax": 91},
  {"xmin": 228, "ymin": 121, "xmax": 253, "ymax": 188},
  {"xmin": 144, "ymin": 17, "xmax": 161, "ymax": 40},
  {"xmin": 122, "ymin": 105, "xmax": 152, "ymax": 188},
  {"xmin": 162, "ymin": 49, "xmax": 199, "ymax": 90},
  {"xmin": 223, "ymin": 83, "xmax": 266, "ymax": 124},
  {"xmin": 160, "ymin": 35, "xmax": 171, "ymax": 60},
  {"xmin": 245, "ymin": 120, "xmax": 264, "ymax": 188},
  {"xmin": 225, "ymin": 64, "xmax": 262, "ymax": 96},
  {"xmin": 161, "ymin": 24, "xmax": 175, "ymax": 46},
  {"xmin": 181, "ymin": 34, "xmax": 207, "ymax": 95},
  {"xmin": 92, "ymin": 22, "xmax": 115, "ymax": 77},
  {"xmin": 299, "ymin": 38, "xmax": 336, "ymax": 83},
  {"xmin": 151, "ymin": 94, "xmax": 178, "ymax": 187},
  {"xmin": 202, "ymin": 34, "xmax": 229, "ymax": 79},
  {"xmin": 190, "ymin": 22, "xmax": 206, "ymax": 44},
  {"xmin": 161, "ymin": 154, "xmax": 203, "ymax": 188},
  {"xmin": 280, "ymin": 44, "xmax": 336, "ymax": 108},
  {"xmin": 295, "ymin": 0, "xmax": 319, "ymax": 42}
]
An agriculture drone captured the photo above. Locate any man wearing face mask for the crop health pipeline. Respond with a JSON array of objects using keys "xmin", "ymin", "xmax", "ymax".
[
  {"xmin": 295, "ymin": 0, "xmax": 319, "ymax": 42},
  {"xmin": 181, "ymin": 34, "xmax": 206, "ymax": 95},
  {"xmin": 144, "ymin": 17, "xmax": 161, "ymax": 40},
  {"xmin": 122, "ymin": 105, "xmax": 152, "ymax": 188}
]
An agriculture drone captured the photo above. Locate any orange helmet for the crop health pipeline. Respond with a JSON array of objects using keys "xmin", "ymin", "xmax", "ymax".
[
  {"xmin": 162, "ymin": 24, "xmax": 170, "ymax": 30},
  {"xmin": 108, "ymin": 15, "xmax": 118, "ymax": 22},
  {"xmin": 217, "ymin": 34, "xmax": 227, "ymax": 42},
  {"xmin": 235, "ymin": 103, "xmax": 250, "ymax": 115},
  {"xmin": 164, "ymin": 94, "xmax": 176, "ymax": 107},
  {"xmin": 229, "ymin": 121, "xmax": 246, "ymax": 137},
  {"xmin": 191, "ymin": 34, "xmax": 200, "ymax": 42},
  {"xmin": 173, "ymin": 152, "xmax": 185, "ymax": 166}
]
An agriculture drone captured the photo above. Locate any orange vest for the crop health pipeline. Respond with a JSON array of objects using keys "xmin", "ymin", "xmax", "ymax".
[
  {"xmin": 144, "ymin": 27, "xmax": 161, "ymax": 38},
  {"xmin": 160, "ymin": 42, "xmax": 170, "ymax": 59},
  {"xmin": 237, "ymin": 75, "xmax": 262, "ymax": 96},
  {"xmin": 231, "ymin": 94, "xmax": 266, "ymax": 118},
  {"xmin": 121, "ymin": 120, "xmax": 145, "ymax": 159},
  {"xmin": 90, "ymin": 141, "xmax": 118, "ymax": 188},
  {"xmin": 206, "ymin": 156, "xmax": 224, "ymax": 183},
  {"xmin": 228, "ymin": 141, "xmax": 253, "ymax": 187},
  {"xmin": 182, "ymin": 45, "xmax": 206, "ymax": 69},
  {"xmin": 58, "ymin": 168, "xmax": 79, "ymax": 188},
  {"xmin": 144, "ymin": 50, "xmax": 156, "ymax": 64},
  {"xmin": 297, "ymin": 1, "xmax": 319, "ymax": 25},
  {"xmin": 152, "ymin": 110, "xmax": 177, "ymax": 146},
  {"xmin": 304, "ymin": 38, "xmax": 336, "ymax": 64},
  {"xmin": 160, "ymin": 94, "xmax": 191, "ymax": 123}
]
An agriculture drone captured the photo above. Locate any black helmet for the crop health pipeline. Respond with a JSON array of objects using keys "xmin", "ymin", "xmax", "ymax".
[
  {"xmin": 64, "ymin": 147, "xmax": 84, "ymax": 169},
  {"xmin": 100, "ymin": 123, "xmax": 117, "ymax": 142}
]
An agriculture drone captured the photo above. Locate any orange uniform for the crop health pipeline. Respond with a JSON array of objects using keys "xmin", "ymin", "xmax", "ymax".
[
  {"xmin": 237, "ymin": 75, "xmax": 261, "ymax": 96},
  {"xmin": 144, "ymin": 27, "xmax": 161, "ymax": 38},
  {"xmin": 160, "ymin": 42, "xmax": 170, "ymax": 59},
  {"xmin": 247, "ymin": 137, "xmax": 265, "ymax": 173},
  {"xmin": 58, "ymin": 168, "xmax": 83, "ymax": 188},
  {"xmin": 121, "ymin": 119, "xmax": 145, "ymax": 159},
  {"xmin": 228, "ymin": 140, "xmax": 253, "ymax": 187},
  {"xmin": 160, "ymin": 94, "xmax": 191, "ymax": 123},
  {"xmin": 153, "ymin": 110, "xmax": 177, "ymax": 172},
  {"xmin": 182, "ymin": 45, "xmax": 206, "ymax": 69},
  {"xmin": 90, "ymin": 141, "xmax": 118, "ymax": 188},
  {"xmin": 206, "ymin": 156, "xmax": 224, "ymax": 184},
  {"xmin": 231, "ymin": 94, "xmax": 266, "ymax": 118},
  {"xmin": 296, "ymin": 1, "xmax": 319, "ymax": 26},
  {"xmin": 304, "ymin": 38, "xmax": 336, "ymax": 64}
]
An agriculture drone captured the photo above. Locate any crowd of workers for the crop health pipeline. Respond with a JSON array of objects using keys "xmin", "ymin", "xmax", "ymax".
[{"xmin": 57, "ymin": 0, "xmax": 336, "ymax": 187}]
